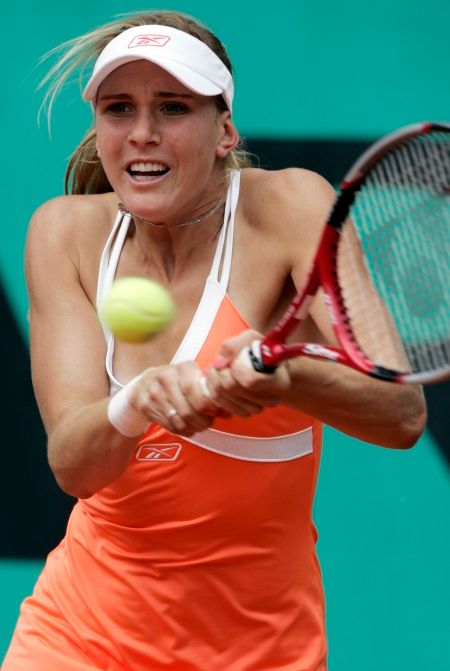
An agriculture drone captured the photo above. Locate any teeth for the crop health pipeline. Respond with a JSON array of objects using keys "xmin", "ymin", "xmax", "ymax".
[{"xmin": 129, "ymin": 162, "xmax": 167, "ymax": 172}]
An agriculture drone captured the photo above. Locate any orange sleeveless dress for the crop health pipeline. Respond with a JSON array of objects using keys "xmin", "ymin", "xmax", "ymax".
[{"xmin": 2, "ymin": 172, "xmax": 327, "ymax": 670}]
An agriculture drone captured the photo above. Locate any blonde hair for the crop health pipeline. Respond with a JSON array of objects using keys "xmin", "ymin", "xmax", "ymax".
[{"xmin": 40, "ymin": 10, "xmax": 253, "ymax": 194}]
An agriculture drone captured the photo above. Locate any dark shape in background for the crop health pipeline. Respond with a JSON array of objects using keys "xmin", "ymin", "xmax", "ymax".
[
  {"xmin": 423, "ymin": 382, "xmax": 450, "ymax": 461},
  {"xmin": 0, "ymin": 285, "xmax": 74, "ymax": 558},
  {"xmin": 0, "ymin": 138, "xmax": 448, "ymax": 558},
  {"xmin": 246, "ymin": 137, "xmax": 371, "ymax": 183}
]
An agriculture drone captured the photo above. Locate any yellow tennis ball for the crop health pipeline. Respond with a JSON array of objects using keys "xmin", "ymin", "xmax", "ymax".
[{"xmin": 100, "ymin": 277, "xmax": 175, "ymax": 343}]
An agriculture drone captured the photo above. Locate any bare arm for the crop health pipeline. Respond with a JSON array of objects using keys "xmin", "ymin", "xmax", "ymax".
[
  {"xmin": 27, "ymin": 197, "xmax": 218, "ymax": 498},
  {"xmin": 205, "ymin": 169, "xmax": 426, "ymax": 448},
  {"xmin": 209, "ymin": 331, "xmax": 425, "ymax": 448},
  {"xmin": 26, "ymin": 198, "xmax": 138, "ymax": 498}
]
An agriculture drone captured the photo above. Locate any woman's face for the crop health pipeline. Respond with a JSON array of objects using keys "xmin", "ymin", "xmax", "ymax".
[{"xmin": 94, "ymin": 60, "xmax": 237, "ymax": 224}]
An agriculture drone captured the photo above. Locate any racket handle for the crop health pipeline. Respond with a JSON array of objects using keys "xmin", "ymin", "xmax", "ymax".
[{"xmin": 238, "ymin": 340, "xmax": 278, "ymax": 374}]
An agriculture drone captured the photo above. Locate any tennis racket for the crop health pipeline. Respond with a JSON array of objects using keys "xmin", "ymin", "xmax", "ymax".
[{"xmin": 241, "ymin": 121, "xmax": 450, "ymax": 385}]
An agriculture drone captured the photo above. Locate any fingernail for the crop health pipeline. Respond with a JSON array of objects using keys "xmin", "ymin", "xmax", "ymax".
[{"xmin": 212, "ymin": 355, "xmax": 229, "ymax": 370}]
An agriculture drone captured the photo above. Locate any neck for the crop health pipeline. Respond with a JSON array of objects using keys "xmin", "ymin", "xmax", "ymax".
[
  {"xmin": 122, "ymin": 199, "xmax": 226, "ymax": 283},
  {"xmin": 118, "ymin": 197, "xmax": 225, "ymax": 229}
]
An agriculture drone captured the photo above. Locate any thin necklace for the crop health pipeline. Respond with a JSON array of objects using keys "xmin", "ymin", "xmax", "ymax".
[{"xmin": 118, "ymin": 197, "xmax": 225, "ymax": 229}]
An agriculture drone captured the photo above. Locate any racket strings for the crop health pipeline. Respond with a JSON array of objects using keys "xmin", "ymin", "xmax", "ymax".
[{"xmin": 338, "ymin": 131, "xmax": 450, "ymax": 376}]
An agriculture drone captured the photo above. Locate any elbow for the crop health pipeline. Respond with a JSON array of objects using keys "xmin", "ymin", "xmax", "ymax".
[
  {"xmin": 61, "ymin": 481, "xmax": 96, "ymax": 500},
  {"xmin": 388, "ymin": 391, "xmax": 427, "ymax": 450},
  {"xmin": 47, "ymin": 433, "xmax": 106, "ymax": 500},
  {"xmin": 49, "ymin": 457, "xmax": 97, "ymax": 499},
  {"xmin": 52, "ymin": 470, "xmax": 96, "ymax": 500},
  {"xmin": 394, "ymin": 424, "xmax": 424, "ymax": 450}
]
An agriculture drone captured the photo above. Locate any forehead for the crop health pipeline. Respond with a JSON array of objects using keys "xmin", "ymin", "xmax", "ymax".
[{"xmin": 97, "ymin": 60, "xmax": 194, "ymax": 96}]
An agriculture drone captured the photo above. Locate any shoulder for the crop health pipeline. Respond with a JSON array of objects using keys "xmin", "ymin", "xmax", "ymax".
[
  {"xmin": 25, "ymin": 192, "xmax": 120, "ymax": 295},
  {"xmin": 241, "ymin": 166, "xmax": 333, "ymax": 193},
  {"xmin": 240, "ymin": 167, "xmax": 335, "ymax": 229},
  {"xmin": 239, "ymin": 167, "xmax": 336, "ymax": 254},
  {"xmin": 28, "ymin": 192, "xmax": 119, "ymax": 243}
]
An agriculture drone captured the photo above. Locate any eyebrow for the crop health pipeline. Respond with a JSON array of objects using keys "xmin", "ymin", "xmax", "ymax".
[{"xmin": 97, "ymin": 91, "xmax": 195, "ymax": 101}]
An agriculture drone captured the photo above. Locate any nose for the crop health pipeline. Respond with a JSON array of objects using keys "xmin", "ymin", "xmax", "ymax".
[{"xmin": 129, "ymin": 110, "xmax": 161, "ymax": 146}]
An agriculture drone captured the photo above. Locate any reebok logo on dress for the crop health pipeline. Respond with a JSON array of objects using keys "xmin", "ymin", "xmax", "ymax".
[{"xmin": 136, "ymin": 444, "xmax": 182, "ymax": 462}]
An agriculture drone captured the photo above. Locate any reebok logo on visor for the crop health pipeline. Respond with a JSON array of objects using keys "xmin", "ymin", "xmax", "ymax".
[
  {"xmin": 136, "ymin": 443, "xmax": 182, "ymax": 462},
  {"xmin": 128, "ymin": 35, "xmax": 171, "ymax": 48}
]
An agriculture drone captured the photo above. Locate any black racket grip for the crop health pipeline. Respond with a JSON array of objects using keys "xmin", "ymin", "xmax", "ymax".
[{"xmin": 239, "ymin": 340, "xmax": 278, "ymax": 374}]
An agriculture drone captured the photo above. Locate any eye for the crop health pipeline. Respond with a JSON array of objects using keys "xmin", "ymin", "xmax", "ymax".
[
  {"xmin": 104, "ymin": 102, "xmax": 133, "ymax": 115},
  {"xmin": 161, "ymin": 102, "xmax": 188, "ymax": 115}
]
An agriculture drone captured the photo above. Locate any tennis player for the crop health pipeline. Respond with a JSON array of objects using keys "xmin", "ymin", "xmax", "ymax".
[{"xmin": 2, "ymin": 10, "xmax": 426, "ymax": 671}]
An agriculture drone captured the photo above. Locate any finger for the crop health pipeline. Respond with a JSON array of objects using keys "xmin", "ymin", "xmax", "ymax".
[
  {"xmin": 166, "ymin": 382, "xmax": 217, "ymax": 431},
  {"xmin": 212, "ymin": 329, "xmax": 262, "ymax": 369},
  {"xmin": 208, "ymin": 365, "xmax": 277, "ymax": 401},
  {"xmin": 160, "ymin": 404, "xmax": 213, "ymax": 434},
  {"xmin": 134, "ymin": 377, "xmax": 199, "ymax": 432},
  {"xmin": 205, "ymin": 368, "xmax": 267, "ymax": 417},
  {"xmin": 197, "ymin": 375, "xmax": 232, "ymax": 416},
  {"xmin": 155, "ymin": 370, "xmax": 199, "ymax": 417},
  {"xmin": 198, "ymin": 375, "xmax": 212, "ymax": 399}
]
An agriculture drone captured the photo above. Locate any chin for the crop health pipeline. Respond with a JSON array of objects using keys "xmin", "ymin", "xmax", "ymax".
[{"xmin": 118, "ymin": 194, "xmax": 164, "ymax": 222}]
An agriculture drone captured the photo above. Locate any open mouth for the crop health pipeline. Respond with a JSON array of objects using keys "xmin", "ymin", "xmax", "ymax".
[{"xmin": 127, "ymin": 162, "xmax": 170, "ymax": 180}]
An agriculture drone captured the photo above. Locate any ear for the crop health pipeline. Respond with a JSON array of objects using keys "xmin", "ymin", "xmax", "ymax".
[{"xmin": 216, "ymin": 113, "xmax": 239, "ymax": 159}]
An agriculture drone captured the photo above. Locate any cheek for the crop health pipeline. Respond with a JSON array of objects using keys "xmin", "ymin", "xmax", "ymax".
[
  {"xmin": 168, "ymin": 132, "xmax": 208, "ymax": 170},
  {"xmin": 179, "ymin": 109, "xmax": 221, "ymax": 152},
  {"xmin": 95, "ymin": 128, "xmax": 125, "ymax": 187},
  {"xmin": 176, "ymin": 123, "xmax": 221, "ymax": 164},
  {"xmin": 95, "ymin": 121, "xmax": 123, "ymax": 158}
]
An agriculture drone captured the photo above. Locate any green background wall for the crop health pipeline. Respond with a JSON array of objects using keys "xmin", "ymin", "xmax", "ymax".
[{"xmin": 1, "ymin": 1, "xmax": 449, "ymax": 669}]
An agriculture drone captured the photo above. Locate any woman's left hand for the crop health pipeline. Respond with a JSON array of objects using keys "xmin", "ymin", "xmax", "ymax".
[{"xmin": 203, "ymin": 330, "xmax": 291, "ymax": 417}]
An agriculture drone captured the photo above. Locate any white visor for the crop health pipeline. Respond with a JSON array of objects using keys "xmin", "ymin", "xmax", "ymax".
[{"xmin": 83, "ymin": 25, "xmax": 234, "ymax": 111}]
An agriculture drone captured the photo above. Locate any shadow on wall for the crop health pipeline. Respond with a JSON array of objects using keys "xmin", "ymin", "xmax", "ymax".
[{"xmin": 0, "ymin": 285, "xmax": 74, "ymax": 558}]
